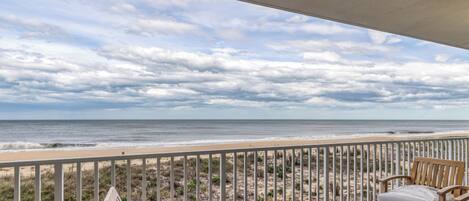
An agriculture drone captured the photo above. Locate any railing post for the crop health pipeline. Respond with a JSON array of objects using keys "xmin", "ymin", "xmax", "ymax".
[
  {"xmin": 14, "ymin": 166, "xmax": 20, "ymax": 201},
  {"xmin": 220, "ymin": 153, "xmax": 226, "ymax": 201},
  {"xmin": 54, "ymin": 163, "xmax": 64, "ymax": 201},
  {"xmin": 111, "ymin": 160, "xmax": 116, "ymax": 187},
  {"xmin": 35, "ymin": 164, "xmax": 41, "ymax": 201},
  {"xmin": 76, "ymin": 162, "xmax": 82, "ymax": 201},
  {"xmin": 94, "ymin": 161, "xmax": 99, "ymax": 201},
  {"xmin": 324, "ymin": 146, "xmax": 329, "ymax": 201}
]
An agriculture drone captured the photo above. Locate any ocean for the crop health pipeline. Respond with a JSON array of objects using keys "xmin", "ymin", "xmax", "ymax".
[{"xmin": 1, "ymin": 120, "xmax": 469, "ymax": 151}]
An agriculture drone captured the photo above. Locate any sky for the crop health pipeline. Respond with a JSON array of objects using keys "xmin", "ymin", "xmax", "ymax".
[{"xmin": 1, "ymin": 0, "xmax": 469, "ymax": 120}]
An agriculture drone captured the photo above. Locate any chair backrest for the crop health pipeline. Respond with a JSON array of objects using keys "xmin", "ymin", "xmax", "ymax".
[{"xmin": 410, "ymin": 157, "xmax": 465, "ymax": 189}]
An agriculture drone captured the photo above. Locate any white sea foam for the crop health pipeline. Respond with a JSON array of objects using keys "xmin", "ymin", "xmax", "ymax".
[
  {"xmin": 0, "ymin": 142, "xmax": 46, "ymax": 150},
  {"xmin": 1, "ymin": 128, "xmax": 468, "ymax": 152}
]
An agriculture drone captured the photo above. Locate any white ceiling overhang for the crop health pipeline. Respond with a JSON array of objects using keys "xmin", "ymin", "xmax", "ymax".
[{"xmin": 242, "ymin": 0, "xmax": 469, "ymax": 50}]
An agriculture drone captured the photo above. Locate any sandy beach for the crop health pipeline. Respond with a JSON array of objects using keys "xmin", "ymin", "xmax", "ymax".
[{"xmin": 1, "ymin": 131, "xmax": 468, "ymax": 164}]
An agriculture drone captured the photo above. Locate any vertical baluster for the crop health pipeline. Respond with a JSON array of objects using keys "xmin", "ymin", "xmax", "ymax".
[
  {"xmin": 438, "ymin": 140, "xmax": 441, "ymax": 159},
  {"xmin": 209, "ymin": 154, "xmax": 212, "ymax": 201},
  {"xmin": 111, "ymin": 160, "xmax": 116, "ymax": 187},
  {"xmin": 406, "ymin": 142, "xmax": 411, "ymax": 175},
  {"xmin": 54, "ymin": 163, "xmax": 64, "ymax": 201},
  {"xmin": 244, "ymin": 152, "xmax": 247, "ymax": 201},
  {"xmin": 220, "ymin": 153, "xmax": 227, "ymax": 201},
  {"xmin": 142, "ymin": 159, "xmax": 147, "ymax": 201},
  {"xmin": 396, "ymin": 143, "xmax": 401, "ymax": 187},
  {"xmin": 373, "ymin": 144, "xmax": 377, "ymax": 200},
  {"xmin": 316, "ymin": 148, "xmax": 320, "ymax": 201},
  {"xmin": 254, "ymin": 151, "xmax": 258, "ymax": 201},
  {"xmin": 127, "ymin": 160, "xmax": 132, "ymax": 201},
  {"xmin": 274, "ymin": 150, "xmax": 278, "ymax": 201},
  {"xmin": 324, "ymin": 146, "xmax": 329, "ymax": 201},
  {"xmin": 333, "ymin": 146, "xmax": 336, "ymax": 201},
  {"xmin": 170, "ymin": 157, "xmax": 175, "ymax": 201},
  {"xmin": 94, "ymin": 161, "xmax": 99, "ymax": 201},
  {"xmin": 347, "ymin": 146, "xmax": 350, "ymax": 201},
  {"xmin": 390, "ymin": 143, "xmax": 394, "ymax": 189},
  {"xmin": 14, "ymin": 166, "xmax": 20, "ymax": 201},
  {"xmin": 446, "ymin": 140, "xmax": 449, "ymax": 160},
  {"xmin": 308, "ymin": 148, "xmax": 312, "ymax": 201},
  {"xmin": 391, "ymin": 142, "xmax": 396, "ymax": 188},
  {"xmin": 423, "ymin": 141, "xmax": 427, "ymax": 157},
  {"xmin": 452, "ymin": 140, "xmax": 455, "ymax": 160},
  {"xmin": 156, "ymin": 157, "xmax": 161, "ymax": 201},
  {"xmin": 360, "ymin": 144, "xmax": 363, "ymax": 201},
  {"xmin": 264, "ymin": 151, "xmax": 268, "ymax": 201},
  {"xmin": 384, "ymin": 143, "xmax": 388, "ymax": 180},
  {"xmin": 366, "ymin": 145, "xmax": 370, "ymax": 201},
  {"xmin": 283, "ymin": 149, "xmax": 286, "ymax": 201},
  {"xmin": 378, "ymin": 144, "xmax": 382, "ymax": 193},
  {"xmin": 432, "ymin": 141, "xmax": 436, "ymax": 158},
  {"xmin": 417, "ymin": 141, "xmax": 421, "ymax": 157},
  {"xmin": 291, "ymin": 149, "xmax": 295, "ymax": 201},
  {"xmin": 77, "ymin": 162, "xmax": 82, "ymax": 201},
  {"xmin": 196, "ymin": 155, "xmax": 200, "ymax": 201},
  {"xmin": 300, "ymin": 149, "xmax": 304, "ymax": 201},
  {"xmin": 465, "ymin": 139, "xmax": 468, "ymax": 185},
  {"xmin": 183, "ymin": 156, "xmax": 187, "ymax": 201},
  {"xmin": 35, "ymin": 164, "xmax": 41, "ymax": 201},
  {"xmin": 354, "ymin": 145, "xmax": 357, "ymax": 201},
  {"xmin": 340, "ymin": 146, "xmax": 344, "ymax": 201},
  {"xmin": 233, "ymin": 152, "xmax": 237, "ymax": 201}
]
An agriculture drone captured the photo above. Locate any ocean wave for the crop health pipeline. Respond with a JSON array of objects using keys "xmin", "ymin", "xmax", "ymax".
[
  {"xmin": 1, "ymin": 129, "xmax": 468, "ymax": 152},
  {"xmin": 0, "ymin": 142, "xmax": 96, "ymax": 151},
  {"xmin": 0, "ymin": 142, "xmax": 45, "ymax": 150}
]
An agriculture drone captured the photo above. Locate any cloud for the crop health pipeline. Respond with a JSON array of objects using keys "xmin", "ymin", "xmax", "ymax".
[
  {"xmin": 368, "ymin": 30, "xmax": 402, "ymax": 45},
  {"xmin": 2, "ymin": 0, "xmax": 469, "ymax": 117},
  {"xmin": 268, "ymin": 39, "xmax": 393, "ymax": 55},
  {"xmin": 128, "ymin": 19, "xmax": 198, "ymax": 36},
  {"xmin": 303, "ymin": 51, "xmax": 341, "ymax": 62},
  {"xmin": 0, "ymin": 14, "xmax": 68, "ymax": 41},
  {"xmin": 110, "ymin": 3, "xmax": 137, "ymax": 13},
  {"xmin": 434, "ymin": 54, "xmax": 450, "ymax": 62}
]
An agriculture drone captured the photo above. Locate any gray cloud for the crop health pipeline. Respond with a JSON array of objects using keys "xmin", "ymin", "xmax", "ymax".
[
  {"xmin": 0, "ymin": 15, "xmax": 69, "ymax": 41},
  {"xmin": 2, "ymin": 44, "xmax": 469, "ymax": 111}
]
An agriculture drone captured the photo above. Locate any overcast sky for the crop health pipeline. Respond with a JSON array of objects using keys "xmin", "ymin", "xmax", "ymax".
[{"xmin": 1, "ymin": 0, "xmax": 469, "ymax": 119}]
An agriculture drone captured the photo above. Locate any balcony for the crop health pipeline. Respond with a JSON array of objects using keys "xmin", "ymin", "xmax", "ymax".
[{"xmin": 1, "ymin": 134, "xmax": 468, "ymax": 201}]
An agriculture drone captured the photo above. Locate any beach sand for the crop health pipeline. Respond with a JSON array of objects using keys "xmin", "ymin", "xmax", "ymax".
[{"xmin": 1, "ymin": 131, "xmax": 468, "ymax": 163}]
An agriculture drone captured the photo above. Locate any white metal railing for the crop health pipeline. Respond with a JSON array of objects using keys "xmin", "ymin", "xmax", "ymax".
[{"xmin": 1, "ymin": 137, "xmax": 468, "ymax": 201}]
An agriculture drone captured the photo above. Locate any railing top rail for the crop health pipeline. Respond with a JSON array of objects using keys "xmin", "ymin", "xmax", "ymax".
[{"xmin": 0, "ymin": 135, "xmax": 467, "ymax": 168}]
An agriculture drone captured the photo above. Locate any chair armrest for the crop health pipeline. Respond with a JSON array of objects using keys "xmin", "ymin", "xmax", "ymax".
[
  {"xmin": 455, "ymin": 192, "xmax": 469, "ymax": 201},
  {"xmin": 438, "ymin": 185, "xmax": 469, "ymax": 201},
  {"xmin": 379, "ymin": 175, "xmax": 411, "ymax": 193}
]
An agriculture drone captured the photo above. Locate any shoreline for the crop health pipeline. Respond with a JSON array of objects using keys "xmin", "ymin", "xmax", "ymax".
[{"xmin": 1, "ymin": 131, "xmax": 468, "ymax": 163}]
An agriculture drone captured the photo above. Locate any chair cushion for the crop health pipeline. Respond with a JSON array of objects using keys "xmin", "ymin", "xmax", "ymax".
[{"xmin": 378, "ymin": 185, "xmax": 452, "ymax": 201}]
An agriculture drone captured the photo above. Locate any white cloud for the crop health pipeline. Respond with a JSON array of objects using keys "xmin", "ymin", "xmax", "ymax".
[
  {"xmin": 269, "ymin": 39, "xmax": 393, "ymax": 55},
  {"xmin": 368, "ymin": 29, "xmax": 402, "ymax": 45},
  {"xmin": 0, "ymin": 14, "xmax": 68, "ymax": 41},
  {"xmin": 303, "ymin": 51, "xmax": 341, "ymax": 62},
  {"xmin": 128, "ymin": 19, "xmax": 198, "ymax": 36},
  {"xmin": 110, "ymin": 3, "xmax": 137, "ymax": 13},
  {"xmin": 2, "ymin": 0, "xmax": 469, "ymax": 115},
  {"xmin": 434, "ymin": 54, "xmax": 450, "ymax": 62}
]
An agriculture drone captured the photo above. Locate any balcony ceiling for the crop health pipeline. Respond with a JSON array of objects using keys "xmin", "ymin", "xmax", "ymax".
[{"xmin": 242, "ymin": 0, "xmax": 469, "ymax": 50}]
